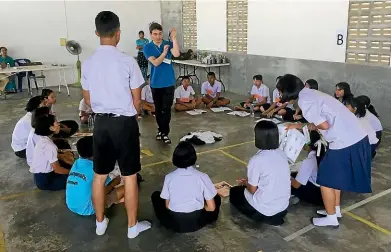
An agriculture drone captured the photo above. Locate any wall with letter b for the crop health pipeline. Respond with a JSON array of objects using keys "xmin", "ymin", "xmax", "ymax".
[{"xmin": 247, "ymin": 0, "xmax": 349, "ymax": 63}]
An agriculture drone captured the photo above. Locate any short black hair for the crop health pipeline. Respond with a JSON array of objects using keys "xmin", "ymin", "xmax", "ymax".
[
  {"xmin": 182, "ymin": 76, "xmax": 190, "ymax": 82},
  {"xmin": 25, "ymin": 96, "xmax": 44, "ymax": 112},
  {"xmin": 35, "ymin": 114, "xmax": 56, "ymax": 136},
  {"xmin": 76, "ymin": 136, "xmax": 93, "ymax": 159},
  {"xmin": 305, "ymin": 79, "xmax": 318, "ymax": 90},
  {"xmin": 276, "ymin": 76, "xmax": 283, "ymax": 82},
  {"xmin": 172, "ymin": 141, "xmax": 197, "ymax": 168},
  {"xmin": 149, "ymin": 22, "xmax": 163, "ymax": 33},
  {"xmin": 356, "ymin": 95, "xmax": 379, "ymax": 117},
  {"xmin": 276, "ymin": 74, "xmax": 304, "ymax": 103},
  {"xmin": 254, "ymin": 121, "xmax": 279, "ymax": 150},
  {"xmin": 95, "ymin": 11, "xmax": 120, "ymax": 37},
  {"xmin": 41, "ymin": 88, "xmax": 54, "ymax": 98},
  {"xmin": 345, "ymin": 97, "xmax": 366, "ymax": 118},
  {"xmin": 0, "ymin": 46, "xmax": 6, "ymax": 51},
  {"xmin": 139, "ymin": 30, "xmax": 144, "ymax": 35},
  {"xmin": 31, "ymin": 106, "xmax": 50, "ymax": 128},
  {"xmin": 253, "ymin": 75, "xmax": 263, "ymax": 81},
  {"xmin": 207, "ymin": 72, "xmax": 216, "ymax": 78},
  {"xmin": 335, "ymin": 82, "xmax": 354, "ymax": 102},
  {"xmin": 308, "ymin": 131, "xmax": 326, "ymax": 166}
]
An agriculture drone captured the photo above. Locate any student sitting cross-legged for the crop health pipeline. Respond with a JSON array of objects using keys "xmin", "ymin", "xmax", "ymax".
[
  {"xmin": 79, "ymin": 98, "xmax": 93, "ymax": 124},
  {"xmin": 229, "ymin": 121, "xmax": 290, "ymax": 226},
  {"xmin": 66, "ymin": 136, "xmax": 125, "ymax": 216},
  {"xmin": 29, "ymin": 114, "xmax": 71, "ymax": 191},
  {"xmin": 234, "ymin": 75, "xmax": 271, "ymax": 112},
  {"xmin": 151, "ymin": 141, "xmax": 221, "ymax": 233},
  {"xmin": 291, "ymin": 131, "xmax": 326, "ymax": 206},
  {"xmin": 174, "ymin": 76, "xmax": 202, "ymax": 112},
  {"xmin": 141, "ymin": 75, "xmax": 155, "ymax": 116},
  {"xmin": 201, "ymin": 72, "xmax": 230, "ymax": 108}
]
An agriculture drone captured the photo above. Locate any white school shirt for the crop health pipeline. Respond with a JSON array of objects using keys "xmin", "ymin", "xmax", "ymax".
[
  {"xmin": 160, "ymin": 166, "xmax": 217, "ymax": 213},
  {"xmin": 295, "ymin": 151, "xmax": 319, "ymax": 187},
  {"xmin": 29, "ymin": 136, "xmax": 58, "ymax": 174},
  {"xmin": 244, "ymin": 149, "xmax": 291, "ymax": 216},
  {"xmin": 81, "ymin": 45, "xmax": 145, "ymax": 116},
  {"xmin": 141, "ymin": 85, "xmax": 154, "ymax": 103},
  {"xmin": 201, "ymin": 81, "xmax": 222, "ymax": 98},
  {"xmin": 11, "ymin": 112, "xmax": 32, "ymax": 152},
  {"xmin": 174, "ymin": 85, "xmax": 195, "ymax": 101},
  {"xmin": 78, "ymin": 98, "xmax": 93, "ymax": 116},
  {"xmin": 251, "ymin": 84, "xmax": 271, "ymax": 104},
  {"xmin": 272, "ymin": 88, "xmax": 294, "ymax": 109},
  {"xmin": 26, "ymin": 129, "xmax": 44, "ymax": 167},
  {"xmin": 358, "ymin": 116, "xmax": 378, "ymax": 145},
  {"xmin": 298, "ymin": 88, "xmax": 367, "ymax": 150},
  {"xmin": 366, "ymin": 110, "xmax": 383, "ymax": 132}
]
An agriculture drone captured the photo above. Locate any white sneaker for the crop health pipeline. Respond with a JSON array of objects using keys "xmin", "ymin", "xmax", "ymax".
[
  {"xmin": 317, "ymin": 209, "xmax": 342, "ymax": 218},
  {"xmin": 96, "ymin": 216, "xmax": 109, "ymax": 236},
  {"xmin": 289, "ymin": 195, "xmax": 300, "ymax": 206},
  {"xmin": 127, "ymin": 221, "xmax": 152, "ymax": 239},
  {"xmin": 312, "ymin": 214, "xmax": 339, "ymax": 227}
]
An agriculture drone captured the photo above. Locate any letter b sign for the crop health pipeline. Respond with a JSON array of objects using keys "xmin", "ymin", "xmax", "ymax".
[{"xmin": 337, "ymin": 34, "xmax": 344, "ymax": 45}]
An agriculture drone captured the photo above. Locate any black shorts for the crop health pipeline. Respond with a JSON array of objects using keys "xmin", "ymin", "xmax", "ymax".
[
  {"xmin": 93, "ymin": 114, "xmax": 141, "ymax": 176},
  {"xmin": 282, "ymin": 107, "xmax": 295, "ymax": 121}
]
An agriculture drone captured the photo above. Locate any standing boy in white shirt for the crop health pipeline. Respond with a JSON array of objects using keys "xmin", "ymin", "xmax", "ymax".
[
  {"xmin": 174, "ymin": 76, "xmax": 202, "ymax": 111},
  {"xmin": 201, "ymin": 72, "xmax": 230, "ymax": 108},
  {"xmin": 234, "ymin": 75, "xmax": 271, "ymax": 112},
  {"xmin": 81, "ymin": 11, "xmax": 150, "ymax": 238}
]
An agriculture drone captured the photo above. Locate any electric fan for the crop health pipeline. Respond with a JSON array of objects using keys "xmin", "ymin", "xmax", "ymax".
[{"xmin": 65, "ymin": 40, "xmax": 82, "ymax": 86}]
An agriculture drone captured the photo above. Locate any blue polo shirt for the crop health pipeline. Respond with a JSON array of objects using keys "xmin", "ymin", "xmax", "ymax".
[
  {"xmin": 65, "ymin": 158, "xmax": 111, "ymax": 216},
  {"xmin": 143, "ymin": 40, "xmax": 175, "ymax": 88}
]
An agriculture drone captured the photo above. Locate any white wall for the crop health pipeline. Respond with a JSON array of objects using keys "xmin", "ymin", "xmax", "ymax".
[
  {"xmin": 248, "ymin": 0, "xmax": 349, "ymax": 63},
  {"xmin": 0, "ymin": 0, "xmax": 161, "ymax": 88},
  {"xmin": 196, "ymin": 0, "xmax": 227, "ymax": 52}
]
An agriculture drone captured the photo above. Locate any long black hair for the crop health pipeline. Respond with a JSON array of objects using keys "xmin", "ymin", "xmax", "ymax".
[
  {"xmin": 308, "ymin": 131, "xmax": 327, "ymax": 166},
  {"xmin": 335, "ymin": 82, "xmax": 354, "ymax": 104},
  {"xmin": 345, "ymin": 97, "xmax": 366, "ymax": 118},
  {"xmin": 276, "ymin": 74, "xmax": 305, "ymax": 103},
  {"xmin": 356, "ymin": 95, "xmax": 379, "ymax": 117}
]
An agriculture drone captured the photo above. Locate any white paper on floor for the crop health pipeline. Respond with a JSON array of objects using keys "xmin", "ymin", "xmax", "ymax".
[
  {"xmin": 227, "ymin": 111, "xmax": 250, "ymax": 117},
  {"xmin": 186, "ymin": 109, "xmax": 207, "ymax": 116},
  {"xmin": 210, "ymin": 107, "xmax": 232, "ymax": 112}
]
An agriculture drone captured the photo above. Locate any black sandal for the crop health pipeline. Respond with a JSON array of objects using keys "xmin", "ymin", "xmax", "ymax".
[
  {"xmin": 156, "ymin": 132, "xmax": 162, "ymax": 141},
  {"xmin": 162, "ymin": 135, "xmax": 171, "ymax": 144}
]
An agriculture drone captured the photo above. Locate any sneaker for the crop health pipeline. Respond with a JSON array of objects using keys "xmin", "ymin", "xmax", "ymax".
[
  {"xmin": 96, "ymin": 216, "xmax": 109, "ymax": 236},
  {"xmin": 317, "ymin": 209, "xmax": 342, "ymax": 218},
  {"xmin": 289, "ymin": 195, "xmax": 300, "ymax": 206}
]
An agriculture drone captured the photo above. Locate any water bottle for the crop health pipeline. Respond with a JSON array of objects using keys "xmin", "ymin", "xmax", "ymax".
[
  {"xmin": 6, "ymin": 63, "xmax": 10, "ymax": 68},
  {"xmin": 249, "ymin": 104, "xmax": 255, "ymax": 117},
  {"xmin": 88, "ymin": 115, "xmax": 94, "ymax": 131}
]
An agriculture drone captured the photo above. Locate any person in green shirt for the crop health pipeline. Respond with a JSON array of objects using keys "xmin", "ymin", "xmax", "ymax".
[{"xmin": 0, "ymin": 46, "xmax": 17, "ymax": 93}]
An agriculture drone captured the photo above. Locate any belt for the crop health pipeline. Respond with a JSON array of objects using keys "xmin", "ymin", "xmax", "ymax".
[{"xmin": 95, "ymin": 113, "xmax": 122, "ymax": 117}]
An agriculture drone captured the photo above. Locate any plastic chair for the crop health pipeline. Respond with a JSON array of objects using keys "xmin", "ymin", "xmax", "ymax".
[{"xmin": 14, "ymin": 59, "xmax": 41, "ymax": 94}]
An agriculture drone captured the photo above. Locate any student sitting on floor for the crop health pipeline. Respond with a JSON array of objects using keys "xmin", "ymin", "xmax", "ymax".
[
  {"xmin": 30, "ymin": 114, "xmax": 71, "ymax": 191},
  {"xmin": 41, "ymin": 88, "xmax": 79, "ymax": 137},
  {"xmin": 334, "ymin": 82, "xmax": 353, "ymax": 105},
  {"xmin": 291, "ymin": 131, "xmax": 326, "ymax": 206},
  {"xmin": 174, "ymin": 76, "xmax": 202, "ymax": 111},
  {"xmin": 293, "ymin": 79, "xmax": 318, "ymax": 121},
  {"xmin": 66, "ymin": 136, "xmax": 125, "ymax": 216},
  {"xmin": 151, "ymin": 141, "xmax": 221, "ymax": 233},
  {"xmin": 229, "ymin": 120, "xmax": 290, "ymax": 226},
  {"xmin": 356, "ymin": 95, "xmax": 383, "ymax": 149},
  {"xmin": 141, "ymin": 75, "xmax": 155, "ymax": 115},
  {"xmin": 345, "ymin": 98, "xmax": 379, "ymax": 158},
  {"xmin": 11, "ymin": 96, "xmax": 44, "ymax": 159},
  {"xmin": 201, "ymin": 72, "xmax": 230, "ymax": 108},
  {"xmin": 262, "ymin": 79, "xmax": 296, "ymax": 120},
  {"xmin": 79, "ymin": 98, "xmax": 93, "ymax": 124},
  {"xmin": 234, "ymin": 75, "xmax": 271, "ymax": 112}
]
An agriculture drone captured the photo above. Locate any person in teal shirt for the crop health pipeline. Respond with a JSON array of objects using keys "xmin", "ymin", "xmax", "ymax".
[
  {"xmin": 0, "ymin": 47, "xmax": 17, "ymax": 93},
  {"xmin": 136, "ymin": 31, "xmax": 149, "ymax": 80}
]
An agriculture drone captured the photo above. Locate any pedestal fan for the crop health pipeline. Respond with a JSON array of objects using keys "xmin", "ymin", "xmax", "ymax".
[{"xmin": 66, "ymin": 40, "xmax": 82, "ymax": 86}]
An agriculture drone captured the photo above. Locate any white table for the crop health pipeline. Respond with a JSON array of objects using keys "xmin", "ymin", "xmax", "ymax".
[
  {"xmin": 0, "ymin": 64, "xmax": 73, "ymax": 96},
  {"xmin": 173, "ymin": 60, "xmax": 230, "ymax": 91}
]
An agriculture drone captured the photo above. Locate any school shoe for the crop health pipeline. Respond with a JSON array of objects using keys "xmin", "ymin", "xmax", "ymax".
[
  {"xmin": 96, "ymin": 216, "xmax": 109, "ymax": 236},
  {"xmin": 127, "ymin": 221, "xmax": 152, "ymax": 239},
  {"xmin": 312, "ymin": 214, "xmax": 339, "ymax": 227},
  {"xmin": 162, "ymin": 135, "xmax": 171, "ymax": 144},
  {"xmin": 317, "ymin": 206, "xmax": 342, "ymax": 218},
  {"xmin": 156, "ymin": 132, "xmax": 162, "ymax": 141}
]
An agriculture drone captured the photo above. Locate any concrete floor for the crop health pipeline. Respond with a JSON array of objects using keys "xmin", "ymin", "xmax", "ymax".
[{"xmin": 1, "ymin": 87, "xmax": 391, "ymax": 252}]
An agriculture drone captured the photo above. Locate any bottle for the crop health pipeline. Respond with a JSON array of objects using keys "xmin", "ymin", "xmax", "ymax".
[
  {"xmin": 6, "ymin": 63, "xmax": 10, "ymax": 68},
  {"xmin": 88, "ymin": 115, "xmax": 94, "ymax": 131},
  {"xmin": 249, "ymin": 104, "xmax": 255, "ymax": 117}
]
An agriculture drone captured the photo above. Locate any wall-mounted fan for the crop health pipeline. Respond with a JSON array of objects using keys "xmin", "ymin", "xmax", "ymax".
[{"xmin": 66, "ymin": 40, "xmax": 82, "ymax": 86}]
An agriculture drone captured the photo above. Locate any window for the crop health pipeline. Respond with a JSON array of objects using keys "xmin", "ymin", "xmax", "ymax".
[
  {"xmin": 182, "ymin": 0, "xmax": 197, "ymax": 50},
  {"xmin": 227, "ymin": 0, "xmax": 248, "ymax": 53},
  {"xmin": 346, "ymin": 1, "xmax": 391, "ymax": 66}
]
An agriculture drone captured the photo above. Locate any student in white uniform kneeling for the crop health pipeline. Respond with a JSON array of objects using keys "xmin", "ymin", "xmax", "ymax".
[
  {"xmin": 281, "ymin": 74, "xmax": 371, "ymax": 227},
  {"xmin": 291, "ymin": 131, "xmax": 326, "ymax": 206},
  {"xmin": 229, "ymin": 120, "xmax": 290, "ymax": 226},
  {"xmin": 174, "ymin": 76, "xmax": 202, "ymax": 111},
  {"xmin": 151, "ymin": 141, "xmax": 221, "ymax": 233}
]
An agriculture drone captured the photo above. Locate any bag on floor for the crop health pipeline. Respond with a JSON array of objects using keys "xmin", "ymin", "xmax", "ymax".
[{"xmin": 180, "ymin": 131, "xmax": 223, "ymax": 145}]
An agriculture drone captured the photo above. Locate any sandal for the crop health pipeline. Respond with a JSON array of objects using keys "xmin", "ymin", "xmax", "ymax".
[
  {"xmin": 156, "ymin": 132, "xmax": 162, "ymax": 141},
  {"xmin": 162, "ymin": 135, "xmax": 171, "ymax": 144}
]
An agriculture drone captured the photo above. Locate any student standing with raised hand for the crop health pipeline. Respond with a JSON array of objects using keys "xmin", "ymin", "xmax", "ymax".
[
  {"xmin": 281, "ymin": 74, "xmax": 371, "ymax": 227},
  {"xmin": 143, "ymin": 22, "xmax": 180, "ymax": 144},
  {"xmin": 82, "ymin": 11, "xmax": 150, "ymax": 238}
]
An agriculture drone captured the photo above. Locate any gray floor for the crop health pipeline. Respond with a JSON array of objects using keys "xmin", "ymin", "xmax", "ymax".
[{"xmin": 1, "ymin": 87, "xmax": 391, "ymax": 252}]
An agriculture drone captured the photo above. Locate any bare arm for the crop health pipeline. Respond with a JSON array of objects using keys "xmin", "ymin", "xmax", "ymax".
[
  {"xmin": 82, "ymin": 90, "xmax": 91, "ymax": 107},
  {"xmin": 51, "ymin": 161, "xmax": 70, "ymax": 175},
  {"xmin": 131, "ymin": 87, "xmax": 142, "ymax": 115},
  {"xmin": 165, "ymin": 199, "xmax": 170, "ymax": 209},
  {"xmin": 204, "ymin": 198, "xmax": 216, "ymax": 212},
  {"xmin": 291, "ymin": 177, "xmax": 301, "ymax": 189},
  {"xmin": 246, "ymin": 183, "xmax": 258, "ymax": 194},
  {"xmin": 104, "ymin": 176, "xmax": 121, "ymax": 194},
  {"xmin": 170, "ymin": 29, "xmax": 180, "ymax": 57},
  {"xmin": 148, "ymin": 45, "xmax": 169, "ymax": 67}
]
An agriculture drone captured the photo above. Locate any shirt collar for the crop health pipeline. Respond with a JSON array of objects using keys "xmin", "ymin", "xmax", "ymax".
[
  {"xmin": 97, "ymin": 45, "xmax": 117, "ymax": 51},
  {"xmin": 175, "ymin": 166, "xmax": 196, "ymax": 174}
]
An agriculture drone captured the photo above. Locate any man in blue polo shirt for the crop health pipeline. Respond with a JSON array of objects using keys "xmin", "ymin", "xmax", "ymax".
[{"xmin": 143, "ymin": 22, "xmax": 180, "ymax": 144}]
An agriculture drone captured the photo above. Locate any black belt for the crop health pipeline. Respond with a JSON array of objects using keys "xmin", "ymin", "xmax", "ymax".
[{"xmin": 96, "ymin": 113, "xmax": 136, "ymax": 118}]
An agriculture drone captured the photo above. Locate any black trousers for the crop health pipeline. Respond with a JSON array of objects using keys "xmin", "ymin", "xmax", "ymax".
[
  {"xmin": 151, "ymin": 191, "xmax": 221, "ymax": 233},
  {"xmin": 229, "ymin": 186, "xmax": 287, "ymax": 226},
  {"xmin": 151, "ymin": 86, "xmax": 175, "ymax": 135},
  {"xmin": 15, "ymin": 149, "xmax": 26, "ymax": 159},
  {"xmin": 54, "ymin": 120, "xmax": 79, "ymax": 138}
]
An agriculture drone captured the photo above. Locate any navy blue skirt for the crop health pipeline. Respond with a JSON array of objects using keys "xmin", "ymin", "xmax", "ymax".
[{"xmin": 317, "ymin": 137, "xmax": 372, "ymax": 193}]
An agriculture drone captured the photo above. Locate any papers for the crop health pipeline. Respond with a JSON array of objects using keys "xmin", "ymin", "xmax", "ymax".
[
  {"xmin": 186, "ymin": 109, "xmax": 207, "ymax": 116},
  {"xmin": 210, "ymin": 107, "xmax": 232, "ymax": 112},
  {"xmin": 227, "ymin": 111, "xmax": 250, "ymax": 117},
  {"xmin": 214, "ymin": 181, "xmax": 232, "ymax": 197},
  {"xmin": 280, "ymin": 129, "xmax": 307, "ymax": 163},
  {"xmin": 289, "ymin": 161, "xmax": 302, "ymax": 172}
]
